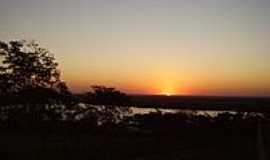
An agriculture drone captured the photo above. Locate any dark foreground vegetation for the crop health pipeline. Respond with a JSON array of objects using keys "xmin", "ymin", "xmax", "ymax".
[
  {"xmin": 1, "ymin": 40, "xmax": 270, "ymax": 160},
  {"xmin": 1, "ymin": 111, "xmax": 270, "ymax": 160}
]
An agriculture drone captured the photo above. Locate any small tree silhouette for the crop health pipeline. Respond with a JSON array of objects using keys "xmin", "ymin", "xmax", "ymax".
[
  {"xmin": 89, "ymin": 85, "xmax": 130, "ymax": 105},
  {"xmin": 81, "ymin": 85, "xmax": 131, "ymax": 126}
]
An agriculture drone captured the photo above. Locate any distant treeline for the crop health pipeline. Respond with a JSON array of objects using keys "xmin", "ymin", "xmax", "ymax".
[{"xmin": 128, "ymin": 95, "xmax": 270, "ymax": 112}]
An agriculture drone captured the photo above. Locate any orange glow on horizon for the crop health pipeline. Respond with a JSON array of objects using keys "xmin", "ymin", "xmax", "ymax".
[{"xmin": 63, "ymin": 71, "xmax": 270, "ymax": 96}]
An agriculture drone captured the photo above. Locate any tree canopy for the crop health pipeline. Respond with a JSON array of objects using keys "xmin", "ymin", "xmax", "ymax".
[
  {"xmin": 0, "ymin": 40, "xmax": 72, "ymax": 124},
  {"xmin": 87, "ymin": 85, "xmax": 130, "ymax": 105},
  {"xmin": 0, "ymin": 40, "xmax": 66, "ymax": 95}
]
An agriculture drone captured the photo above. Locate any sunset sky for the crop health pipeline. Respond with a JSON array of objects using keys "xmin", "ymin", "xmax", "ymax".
[{"xmin": 1, "ymin": 0, "xmax": 270, "ymax": 96}]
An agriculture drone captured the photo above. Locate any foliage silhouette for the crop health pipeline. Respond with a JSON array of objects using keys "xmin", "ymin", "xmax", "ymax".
[
  {"xmin": 0, "ymin": 40, "xmax": 62, "ymax": 93},
  {"xmin": 0, "ymin": 40, "xmax": 72, "ymax": 126},
  {"xmin": 78, "ymin": 85, "xmax": 131, "ymax": 126}
]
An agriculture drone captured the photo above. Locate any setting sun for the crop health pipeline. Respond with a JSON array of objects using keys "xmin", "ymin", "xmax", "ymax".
[
  {"xmin": 160, "ymin": 87, "xmax": 176, "ymax": 96},
  {"xmin": 164, "ymin": 92, "xmax": 173, "ymax": 96},
  {"xmin": 160, "ymin": 88, "xmax": 175, "ymax": 96}
]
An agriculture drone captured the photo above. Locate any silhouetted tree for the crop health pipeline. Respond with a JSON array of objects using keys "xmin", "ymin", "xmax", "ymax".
[
  {"xmin": 80, "ymin": 85, "xmax": 131, "ymax": 126},
  {"xmin": 88, "ymin": 85, "xmax": 130, "ymax": 105},
  {"xmin": 0, "ymin": 40, "xmax": 73, "ymax": 126},
  {"xmin": 0, "ymin": 40, "xmax": 62, "ymax": 92}
]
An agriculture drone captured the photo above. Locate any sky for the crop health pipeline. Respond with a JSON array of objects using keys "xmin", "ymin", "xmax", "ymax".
[{"xmin": 1, "ymin": 0, "xmax": 270, "ymax": 96}]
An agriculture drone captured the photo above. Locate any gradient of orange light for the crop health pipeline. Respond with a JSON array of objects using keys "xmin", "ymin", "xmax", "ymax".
[{"xmin": 62, "ymin": 65, "xmax": 270, "ymax": 96}]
